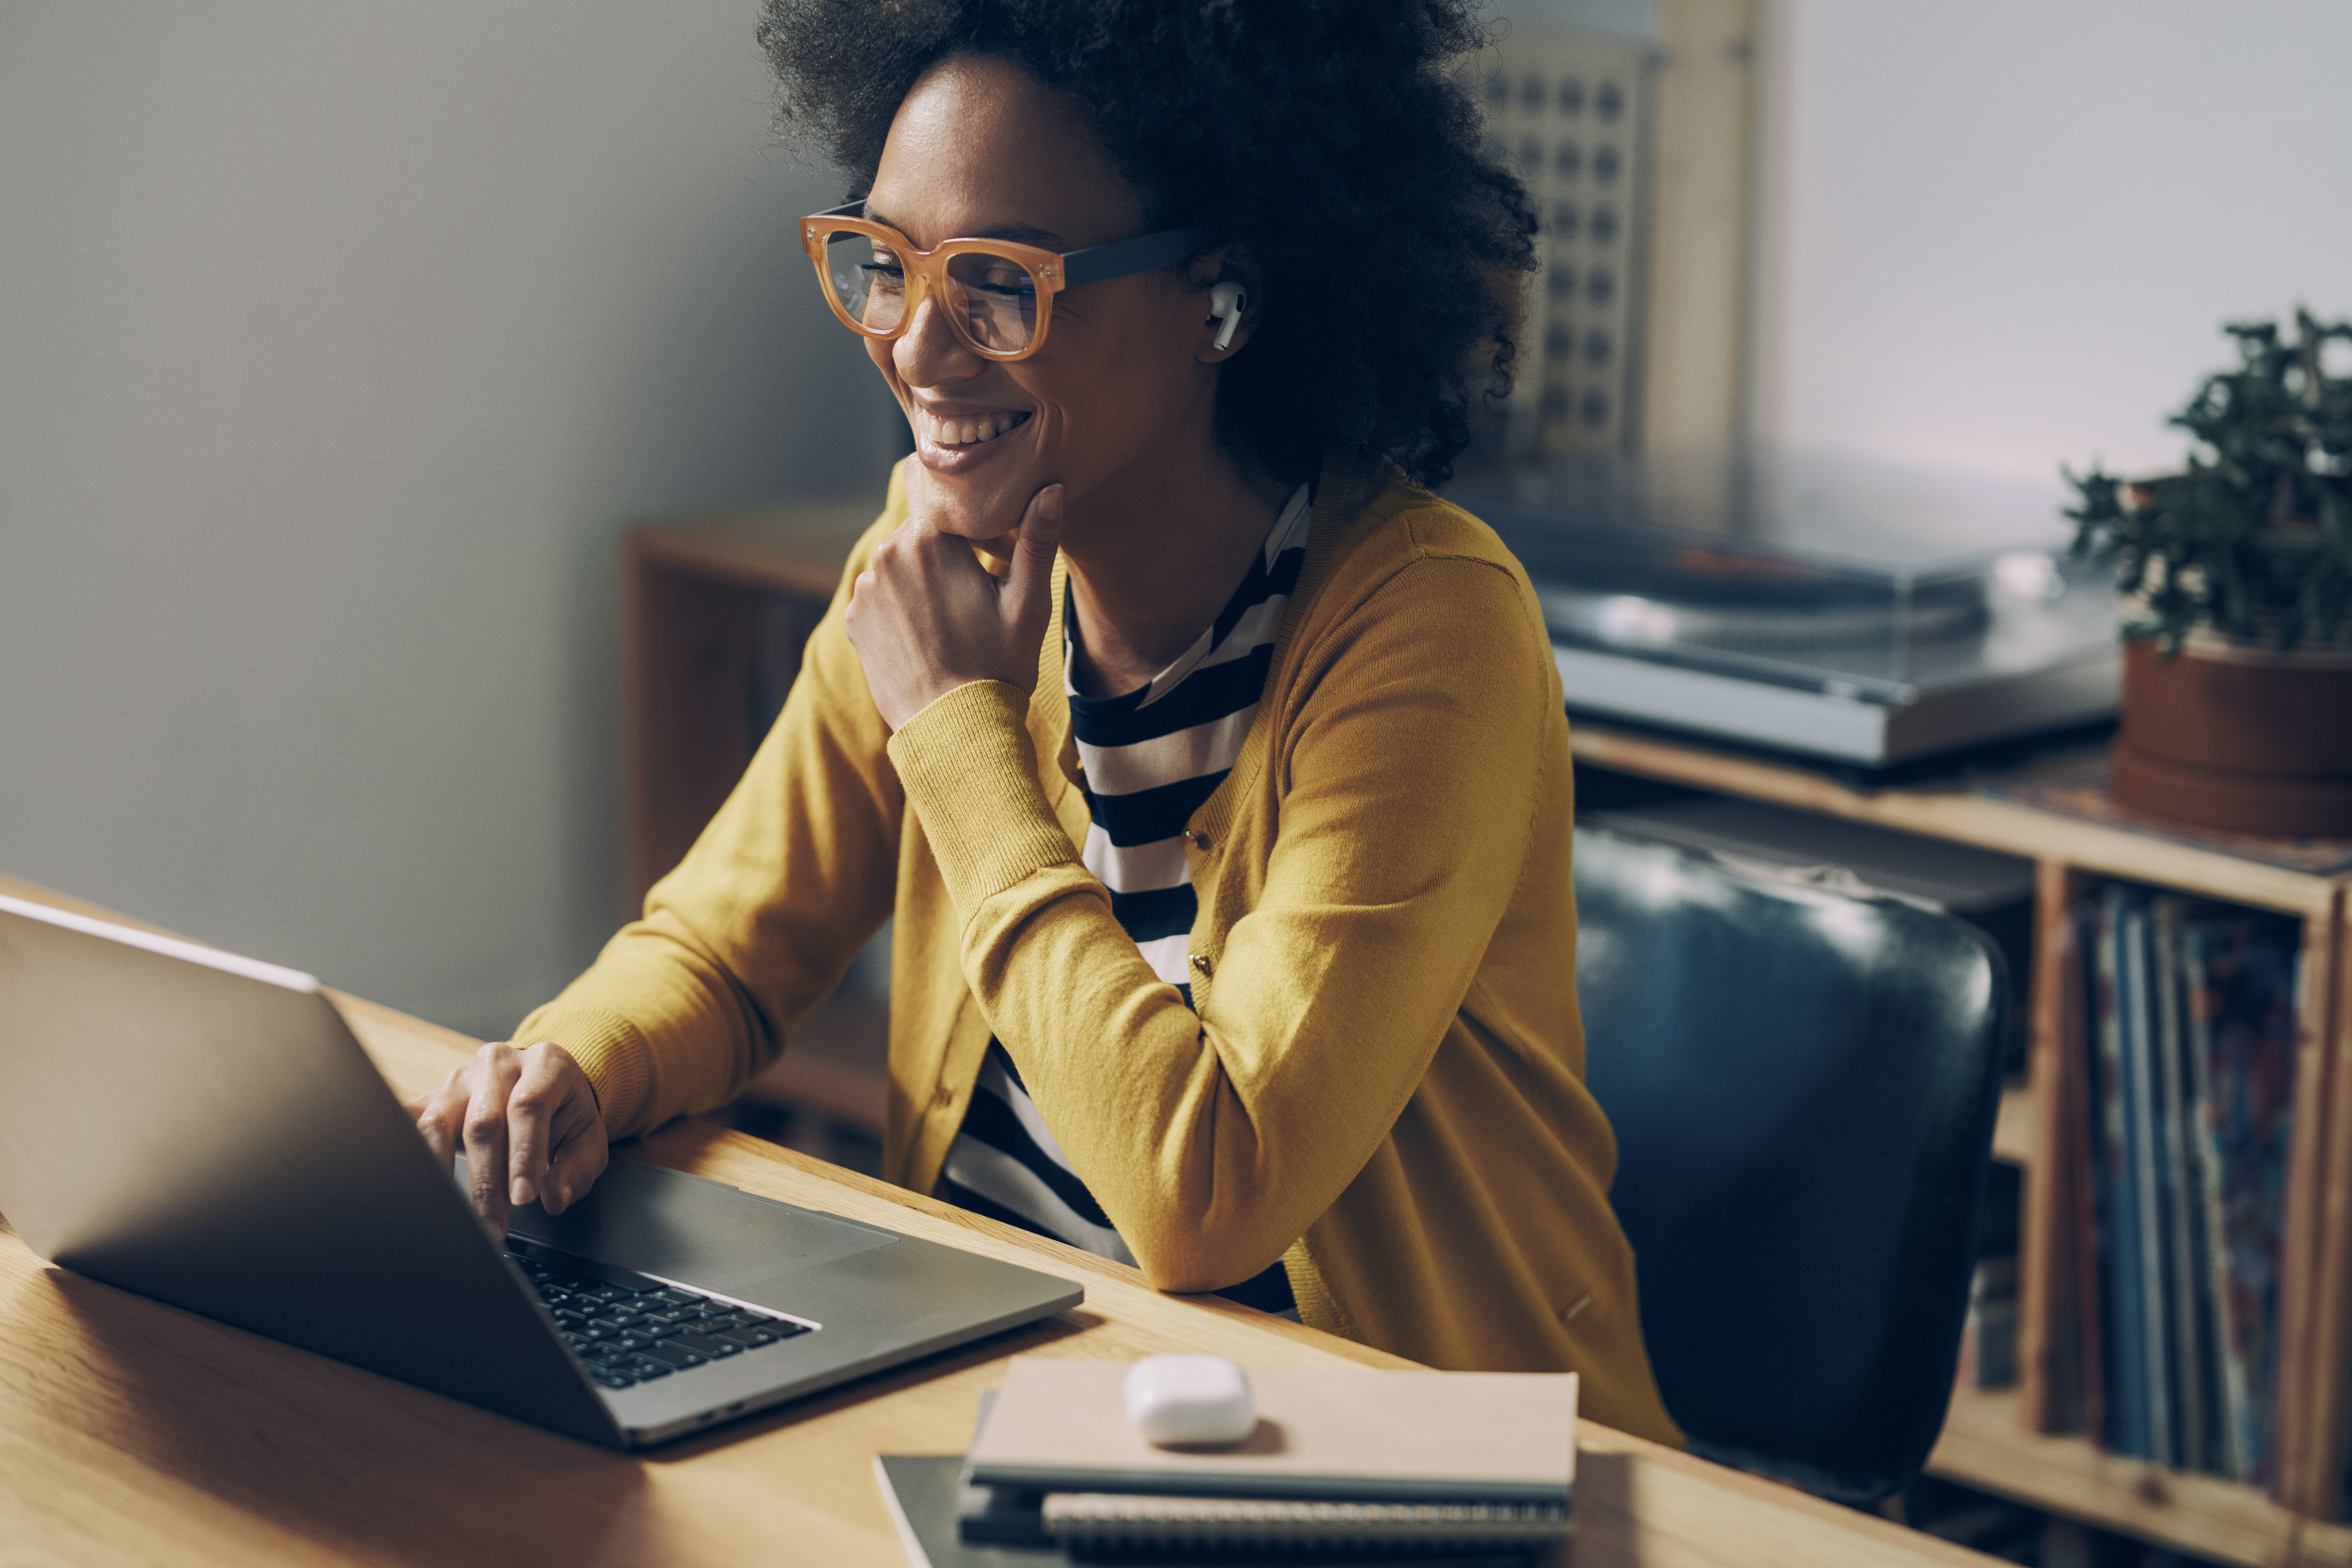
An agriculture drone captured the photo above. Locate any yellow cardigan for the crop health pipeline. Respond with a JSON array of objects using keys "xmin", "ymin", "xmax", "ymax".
[{"xmin": 511, "ymin": 459, "xmax": 1682, "ymax": 1446}]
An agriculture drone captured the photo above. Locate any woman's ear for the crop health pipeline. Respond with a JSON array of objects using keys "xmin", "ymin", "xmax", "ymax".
[{"xmin": 1191, "ymin": 247, "xmax": 1261, "ymax": 363}]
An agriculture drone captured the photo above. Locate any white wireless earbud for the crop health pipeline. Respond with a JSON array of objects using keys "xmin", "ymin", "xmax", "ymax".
[{"xmin": 1208, "ymin": 281, "xmax": 1247, "ymax": 352}]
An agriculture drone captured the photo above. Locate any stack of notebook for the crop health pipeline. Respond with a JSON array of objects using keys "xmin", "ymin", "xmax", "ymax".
[{"xmin": 877, "ymin": 1359, "xmax": 1577, "ymax": 1566}]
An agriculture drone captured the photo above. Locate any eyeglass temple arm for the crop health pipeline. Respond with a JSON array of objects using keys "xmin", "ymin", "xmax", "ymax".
[
  {"xmin": 819, "ymin": 204, "xmax": 1216, "ymax": 291},
  {"xmin": 1059, "ymin": 225, "xmax": 1217, "ymax": 289}
]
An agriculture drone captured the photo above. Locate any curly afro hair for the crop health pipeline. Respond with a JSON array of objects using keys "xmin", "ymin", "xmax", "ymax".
[{"xmin": 756, "ymin": 0, "xmax": 1536, "ymax": 488}]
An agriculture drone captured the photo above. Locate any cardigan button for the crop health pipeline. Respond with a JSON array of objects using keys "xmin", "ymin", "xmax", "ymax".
[
  {"xmin": 1183, "ymin": 828, "xmax": 1212, "ymax": 850},
  {"xmin": 1189, "ymin": 953, "xmax": 1213, "ymax": 976}
]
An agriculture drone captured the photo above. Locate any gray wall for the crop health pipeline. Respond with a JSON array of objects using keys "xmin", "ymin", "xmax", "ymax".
[
  {"xmin": 1753, "ymin": 0, "xmax": 2352, "ymax": 478},
  {"xmin": 0, "ymin": 3, "xmax": 900, "ymax": 1037}
]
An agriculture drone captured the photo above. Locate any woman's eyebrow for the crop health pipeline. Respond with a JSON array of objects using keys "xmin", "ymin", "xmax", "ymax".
[
  {"xmin": 863, "ymin": 208, "xmax": 1066, "ymax": 249},
  {"xmin": 971, "ymin": 223, "xmax": 1065, "ymax": 247}
]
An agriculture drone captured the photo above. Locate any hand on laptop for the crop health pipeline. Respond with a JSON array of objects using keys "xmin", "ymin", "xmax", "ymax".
[{"xmin": 405, "ymin": 1041, "xmax": 608, "ymax": 1233}]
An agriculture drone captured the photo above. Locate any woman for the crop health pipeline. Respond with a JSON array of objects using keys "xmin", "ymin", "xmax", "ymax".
[{"xmin": 412, "ymin": 0, "xmax": 1681, "ymax": 1445}]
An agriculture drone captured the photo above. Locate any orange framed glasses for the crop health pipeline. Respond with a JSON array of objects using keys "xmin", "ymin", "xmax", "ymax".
[{"xmin": 801, "ymin": 202, "xmax": 1214, "ymax": 361}]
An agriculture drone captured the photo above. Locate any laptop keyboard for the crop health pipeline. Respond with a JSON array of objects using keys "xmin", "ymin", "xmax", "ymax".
[{"xmin": 503, "ymin": 1242, "xmax": 811, "ymax": 1392}]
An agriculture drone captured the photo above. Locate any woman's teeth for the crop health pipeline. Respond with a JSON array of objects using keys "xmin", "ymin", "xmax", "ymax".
[{"xmin": 920, "ymin": 410, "xmax": 1030, "ymax": 448}]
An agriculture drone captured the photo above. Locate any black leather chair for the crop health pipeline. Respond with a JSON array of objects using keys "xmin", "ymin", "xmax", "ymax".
[{"xmin": 1573, "ymin": 826, "xmax": 2009, "ymax": 1504}]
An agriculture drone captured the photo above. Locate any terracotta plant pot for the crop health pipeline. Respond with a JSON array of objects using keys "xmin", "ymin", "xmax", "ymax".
[{"xmin": 2111, "ymin": 634, "xmax": 2352, "ymax": 837}]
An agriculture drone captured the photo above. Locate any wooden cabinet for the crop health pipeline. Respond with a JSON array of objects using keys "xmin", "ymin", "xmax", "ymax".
[
  {"xmin": 622, "ymin": 501, "xmax": 890, "ymax": 1160},
  {"xmin": 624, "ymin": 504, "xmax": 2352, "ymax": 1566},
  {"xmin": 622, "ymin": 501, "xmax": 877, "ymax": 911},
  {"xmin": 1572, "ymin": 726, "xmax": 2352, "ymax": 1568}
]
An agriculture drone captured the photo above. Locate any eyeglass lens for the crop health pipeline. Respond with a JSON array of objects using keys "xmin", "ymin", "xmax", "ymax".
[
  {"xmin": 942, "ymin": 252, "xmax": 1040, "ymax": 352},
  {"xmin": 821, "ymin": 230, "xmax": 1040, "ymax": 353},
  {"xmin": 824, "ymin": 231, "xmax": 908, "ymax": 334}
]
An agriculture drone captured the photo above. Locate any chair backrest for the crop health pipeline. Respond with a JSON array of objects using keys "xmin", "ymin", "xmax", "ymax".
[{"xmin": 1573, "ymin": 826, "xmax": 2009, "ymax": 1504}]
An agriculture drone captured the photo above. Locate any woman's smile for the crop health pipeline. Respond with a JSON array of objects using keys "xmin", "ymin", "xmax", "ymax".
[{"xmin": 910, "ymin": 399, "xmax": 1036, "ymax": 474}]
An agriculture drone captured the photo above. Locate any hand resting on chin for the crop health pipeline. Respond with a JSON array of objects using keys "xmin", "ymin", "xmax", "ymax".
[{"xmin": 844, "ymin": 482, "xmax": 1065, "ymax": 731}]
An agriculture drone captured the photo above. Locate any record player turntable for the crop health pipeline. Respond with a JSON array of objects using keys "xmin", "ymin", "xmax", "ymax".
[{"xmin": 1443, "ymin": 449, "xmax": 2121, "ymax": 768}]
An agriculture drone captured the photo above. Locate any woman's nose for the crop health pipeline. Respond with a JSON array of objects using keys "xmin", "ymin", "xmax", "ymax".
[{"xmin": 894, "ymin": 292, "xmax": 982, "ymax": 387}]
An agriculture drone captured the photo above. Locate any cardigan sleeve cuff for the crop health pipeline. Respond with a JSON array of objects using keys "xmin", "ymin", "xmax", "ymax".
[
  {"xmin": 886, "ymin": 678, "xmax": 1080, "ymax": 916},
  {"xmin": 505, "ymin": 1002, "xmax": 655, "ymax": 1138}
]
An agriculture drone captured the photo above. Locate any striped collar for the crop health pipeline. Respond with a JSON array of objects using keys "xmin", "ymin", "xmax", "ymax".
[
  {"xmin": 1031, "ymin": 457, "xmax": 1404, "ymax": 797},
  {"xmin": 1060, "ymin": 483, "xmax": 1311, "ymax": 712}
]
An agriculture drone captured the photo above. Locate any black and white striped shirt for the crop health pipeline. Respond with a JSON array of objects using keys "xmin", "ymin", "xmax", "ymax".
[{"xmin": 938, "ymin": 484, "xmax": 1312, "ymax": 1311}]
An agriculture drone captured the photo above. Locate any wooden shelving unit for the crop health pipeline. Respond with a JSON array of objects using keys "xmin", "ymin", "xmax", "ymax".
[
  {"xmin": 1570, "ymin": 724, "xmax": 2352, "ymax": 1568},
  {"xmin": 621, "ymin": 499, "xmax": 880, "ymax": 912},
  {"xmin": 1931, "ymin": 1385, "xmax": 2352, "ymax": 1568},
  {"xmin": 623, "ymin": 503, "xmax": 2352, "ymax": 1566}
]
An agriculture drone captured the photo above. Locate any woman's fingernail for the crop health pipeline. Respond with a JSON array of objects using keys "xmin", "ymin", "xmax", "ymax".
[{"xmin": 510, "ymin": 1177, "xmax": 534, "ymax": 1206}]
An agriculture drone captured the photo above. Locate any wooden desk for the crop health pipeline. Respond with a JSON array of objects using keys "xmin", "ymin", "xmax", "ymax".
[{"xmin": 0, "ymin": 877, "xmax": 1991, "ymax": 1566}]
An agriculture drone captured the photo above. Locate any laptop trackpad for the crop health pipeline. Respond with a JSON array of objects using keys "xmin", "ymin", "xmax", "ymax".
[{"xmin": 503, "ymin": 1156, "xmax": 895, "ymax": 1294}]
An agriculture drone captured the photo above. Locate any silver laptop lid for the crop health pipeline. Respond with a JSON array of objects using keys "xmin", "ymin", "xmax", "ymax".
[{"xmin": 0, "ymin": 894, "xmax": 619, "ymax": 1444}]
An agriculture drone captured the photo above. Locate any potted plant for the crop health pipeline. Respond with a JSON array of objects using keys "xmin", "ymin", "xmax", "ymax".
[{"xmin": 2066, "ymin": 308, "xmax": 2352, "ymax": 837}]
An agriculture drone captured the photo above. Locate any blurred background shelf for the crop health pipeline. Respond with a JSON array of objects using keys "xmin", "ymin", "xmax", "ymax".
[
  {"xmin": 1570, "ymin": 720, "xmax": 2352, "ymax": 1556},
  {"xmin": 1931, "ymin": 1385, "xmax": 2352, "ymax": 1568},
  {"xmin": 1994, "ymin": 1084, "xmax": 2036, "ymax": 1170}
]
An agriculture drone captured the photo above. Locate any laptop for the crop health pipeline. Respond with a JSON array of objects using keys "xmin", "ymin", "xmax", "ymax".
[{"xmin": 0, "ymin": 892, "xmax": 1083, "ymax": 1447}]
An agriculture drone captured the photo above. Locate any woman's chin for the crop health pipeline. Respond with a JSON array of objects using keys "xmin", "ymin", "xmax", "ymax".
[
  {"xmin": 913, "ymin": 478, "xmax": 1010, "ymax": 539},
  {"xmin": 906, "ymin": 450, "xmax": 1044, "ymax": 551}
]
